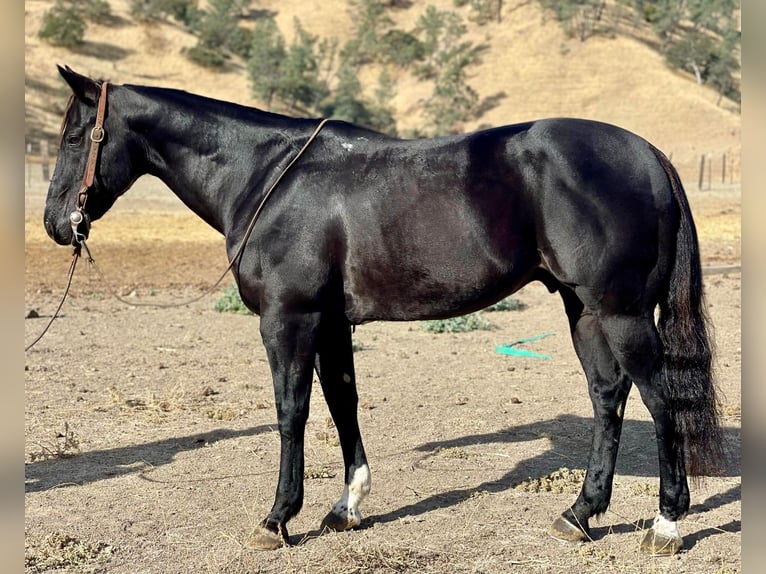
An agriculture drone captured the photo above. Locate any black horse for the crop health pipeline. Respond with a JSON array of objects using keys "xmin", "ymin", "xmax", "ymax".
[{"xmin": 44, "ymin": 66, "xmax": 723, "ymax": 555}]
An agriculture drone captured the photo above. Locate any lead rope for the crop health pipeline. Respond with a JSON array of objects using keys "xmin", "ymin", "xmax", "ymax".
[
  {"xmin": 24, "ymin": 246, "xmax": 86, "ymax": 352},
  {"xmin": 25, "ymin": 118, "xmax": 329, "ymax": 350}
]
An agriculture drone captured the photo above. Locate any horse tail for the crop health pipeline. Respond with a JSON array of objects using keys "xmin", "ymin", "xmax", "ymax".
[{"xmin": 652, "ymin": 147, "xmax": 725, "ymax": 477}]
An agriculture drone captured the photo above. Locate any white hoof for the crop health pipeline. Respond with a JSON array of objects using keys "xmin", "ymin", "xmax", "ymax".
[{"xmin": 640, "ymin": 514, "xmax": 683, "ymax": 555}]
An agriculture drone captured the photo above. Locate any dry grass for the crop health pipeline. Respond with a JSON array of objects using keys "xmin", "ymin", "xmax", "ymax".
[
  {"xmin": 27, "ymin": 422, "xmax": 80, "ymax": 462},
  {"xmin": 514, "ymin": 466, "xmax": 586, "ymax": 494},
  {"xmin": 25, "ymin": 531, "xmax": 116, "ymax": 572}
]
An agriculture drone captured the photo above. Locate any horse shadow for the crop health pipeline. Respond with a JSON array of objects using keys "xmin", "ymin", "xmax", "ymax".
[
  {"xmin": 24, "ymin": 424, "xmax": 276, "ymax": 494},
  {"xmin": 361, "ymin": 413, "xmax": 741, "ymax": 549}
]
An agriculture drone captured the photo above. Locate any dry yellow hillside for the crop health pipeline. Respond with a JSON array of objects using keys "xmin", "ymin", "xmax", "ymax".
[{"xmin": 25, "ymin": 0, "xmax": 740, "ymax": 182}]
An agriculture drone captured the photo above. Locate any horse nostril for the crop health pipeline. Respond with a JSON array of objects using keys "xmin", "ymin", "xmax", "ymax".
[{"xmin": 44, "ymin": 217, "xmax": 55, "ymax": 237}]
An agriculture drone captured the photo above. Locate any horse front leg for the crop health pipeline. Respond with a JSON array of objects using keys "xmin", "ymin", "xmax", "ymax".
[
  {"xmin": 247, "ymin": 310, "xmax": 321, "ymax": 550},
  {"xmin": 314, "ymin": 315, "xmax": 370, "ymax": 533}
]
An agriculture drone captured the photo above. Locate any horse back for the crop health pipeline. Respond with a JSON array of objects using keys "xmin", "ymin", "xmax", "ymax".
[{"xmin": 255, "ymin": 119, "xmax": 677, "ymax": 322}]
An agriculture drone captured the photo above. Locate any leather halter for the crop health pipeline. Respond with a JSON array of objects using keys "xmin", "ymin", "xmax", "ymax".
[{"xmin": 70, "ymin": 81, "xmax": 109, "ymax": 241}]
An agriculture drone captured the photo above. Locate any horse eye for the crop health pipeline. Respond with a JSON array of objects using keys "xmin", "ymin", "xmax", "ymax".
[{"xmin": 67, "ymin": 135, "xmax": 82, "ymax": 146}]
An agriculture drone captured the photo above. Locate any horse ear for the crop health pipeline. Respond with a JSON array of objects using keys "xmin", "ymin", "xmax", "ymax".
[{"xmin": 57, "ymin": 65, "xmax": 101, "ymax": 105}]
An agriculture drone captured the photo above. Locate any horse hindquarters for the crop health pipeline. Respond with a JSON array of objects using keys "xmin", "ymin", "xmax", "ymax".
[{"xmin": 549, "ymin": 150, "xmax": 723, "ymax": 555}]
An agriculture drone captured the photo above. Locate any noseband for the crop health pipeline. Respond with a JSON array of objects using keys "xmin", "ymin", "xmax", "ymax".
[{"xmin": 71, "ymin": 80, "xmax": 109, "ymax": 243}]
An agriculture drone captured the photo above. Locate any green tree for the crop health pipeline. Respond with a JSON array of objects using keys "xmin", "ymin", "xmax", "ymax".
[
  {"xmin": 369, "ymin": 68, "xmax": 398, "ymax": 135},
  {"xmin": 538, "ymin": 0, "xmax": 609, "ymax": 41},
  {"xmin": 80, "ymin": 0, "xmax": 112, "ymax": 20},
  {"xmin": 197, "ymin": 0, "xmax": 237, "ymax": 52},
  {"xmin": 248, "ymin": 16, "xmax": 287, "ymax": 108},
  {"xmin": 38, "ymin": 1, "xmax": 86, "ymax": 48},
  {"xmin": 379, "ymin": 29, "xmax": 426, "ymax": 68},
  {"xmin": 277, "ymin": 18, "xmax": 330, "ymax": 111},
  {"xmin": 411, "ymin": 7, "xmax": 480, "ymax": 135},
  {"xmin": 163, "ymin": 0, "xmax": 202, "ymax": 29},
  {"xmin": 38, "ymin": 0, "xmax": 114, "ymax": 48},
  {"xmin": 343, "ymin": 0, "xmax": 395, "ymax": 65},
  {"xmin": 320, "ymin": 59, "xmax": 372, "ymax": 125},
  {"xmin": 643, "ymin": 0, "xmax": 740, "ymax": 103},
  {"xmin": 413, "ymin": 5, "xmax": 470, "ymax": 79},
  {"xmin": 454, "ymin": 0, "xmax": 504, "ymax": 24},
  {"xmin": 319, "ymin": 61, "xmax": 398, "ymax": 135},
  {"xmin": 185, "ymin": 0, "xmax": 251, "ymax": 68},
  {"xmin": 425, "ymin": 43, "xmax": 480, "ymax": 136}
]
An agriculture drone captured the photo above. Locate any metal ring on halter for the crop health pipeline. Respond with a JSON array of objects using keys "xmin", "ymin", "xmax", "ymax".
[
  {"xmin": 70, "ymin": 210, "xmax": 86, "ymax": 244},
  {"xmin": 90, "ymin": 126, "xmax": 105, "ymax": 143}
]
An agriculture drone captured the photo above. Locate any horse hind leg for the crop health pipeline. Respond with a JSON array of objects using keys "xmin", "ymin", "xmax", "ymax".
[
  {"xmin": 315, "ymin": 315, "xmax": 371, "ymax": 533},
  {"xmin": 598, "ymin": 313, "xmax": 689, "ymax": 555},
  {"xmin": 549, "ymin": 289, "xmax": 633, "ymax": 544}
]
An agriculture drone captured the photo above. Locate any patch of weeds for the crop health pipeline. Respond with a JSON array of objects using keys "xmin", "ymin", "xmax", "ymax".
[
  {"xmin": 332, "ymin": 542, "xmax": 442, "ymax": 573},
  {"xmin": 25, "ymin": 531, "xmax": 115, "ymax": 572},
  {"xmin": 630, "ymin": 482, "xmax": 660, "ymax": 497},
  {"xmin": 28, "ymin": 423, "xmax": 80, "ymax": 462},
  {"xmin": 304, "ymin": 466, "xmax": 337, "ymax": 479},
  {"xmin": 213, "ymin": 283, "xmax": 253, "ymax": 314},
  {"xmin": 578, "ymin": 543, "xmax": 616, "ymax": 566},
  {"xmin": 107, "ymin": 385, "xmax": 144, "ymax": 408},
  {"xmin": 469, "ymin": 489, "xmax": 490, "ymax": 500},
  {"xmin": 484, "ymin": 296, "xmax": 526, "ymax": 312},
  {"xmin": 435, "ymin": 446, "xmax": 473, "ymax": 459},
  {"xmin": 421, "ymin": 312, "xmax": 493, "ymax": 333},
  {"xmin": 206, "ymin": 405, "xmax": 240, "ymax": 421},
  {"xmin": 514, "ymin": 467, "xmax": 586, "ymax": 494},
  {"xmin": 315, "ymin": 430, "xmax": 341, "ymax": 447}
]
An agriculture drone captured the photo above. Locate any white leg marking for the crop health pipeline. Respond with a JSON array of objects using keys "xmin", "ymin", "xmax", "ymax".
[
  {"xmin": 330, "ymin": 464, "xmax": 371, "ymax": 528},
  {"xmin": 651, "ymin": 513, "xmax": 681, "ymax": 539}
]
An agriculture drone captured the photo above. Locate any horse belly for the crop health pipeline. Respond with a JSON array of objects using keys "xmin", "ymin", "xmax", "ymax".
[{"xmin": 341, "ymin": 231, "xmax": 538, "ymax": 323}]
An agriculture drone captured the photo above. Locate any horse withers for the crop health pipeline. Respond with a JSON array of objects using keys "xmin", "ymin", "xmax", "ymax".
[{"xmin": 43, "ymin": 66, "xmax": 724, "ymax": 555}]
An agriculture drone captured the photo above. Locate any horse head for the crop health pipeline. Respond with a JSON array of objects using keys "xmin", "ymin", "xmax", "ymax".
[{"xmin": 44, "ymin": 66, "xmax": 137, "ymax": 246}]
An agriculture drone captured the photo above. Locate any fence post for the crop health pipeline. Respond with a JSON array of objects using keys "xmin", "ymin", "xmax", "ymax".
[
  {"xmin": 722, "ymin": 152, "xmax": 726, "ymax": 184},
  {"xmin": 40, "ymin": 139, "xmax": 50, "ymax": 181},
  {"xmin": 707, "ymin": 154, "xmax": 712, "ymax": 190},
  {"xmin": 698, "ymin": 154, "xmax": 705, "ymax": 190}
]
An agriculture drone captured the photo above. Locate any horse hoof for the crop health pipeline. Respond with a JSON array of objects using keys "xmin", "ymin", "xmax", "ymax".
[
  {"xmin": 640, "ymin": 528, "xmax": 683, "ymax": 556},
  {"xmin": 320, "ymin": 510, "xmax": 360, "ymax": 532},
  {"xmin": 549, "ymin": 515, "xmax": 590, "ymax": 543},
  {"xmin": 246, "ymin": 525, "xmax": 286, "ymax": 550}
]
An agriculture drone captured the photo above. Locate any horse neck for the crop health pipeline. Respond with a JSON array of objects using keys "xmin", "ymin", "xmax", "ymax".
[{"xmin": 124, "ymin": 86, "xmax": 310, "ymax": 236}]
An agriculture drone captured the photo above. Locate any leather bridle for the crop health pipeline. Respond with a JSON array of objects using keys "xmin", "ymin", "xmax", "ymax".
[{"xmin": 70, "ymin": 81, "xmax": 109, "ymax": 244}]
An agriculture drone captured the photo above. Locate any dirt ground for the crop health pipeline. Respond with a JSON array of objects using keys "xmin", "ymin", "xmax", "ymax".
[{"xmin": 24, "ymin": 166, "xmax": 741, "ymax": 573}]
